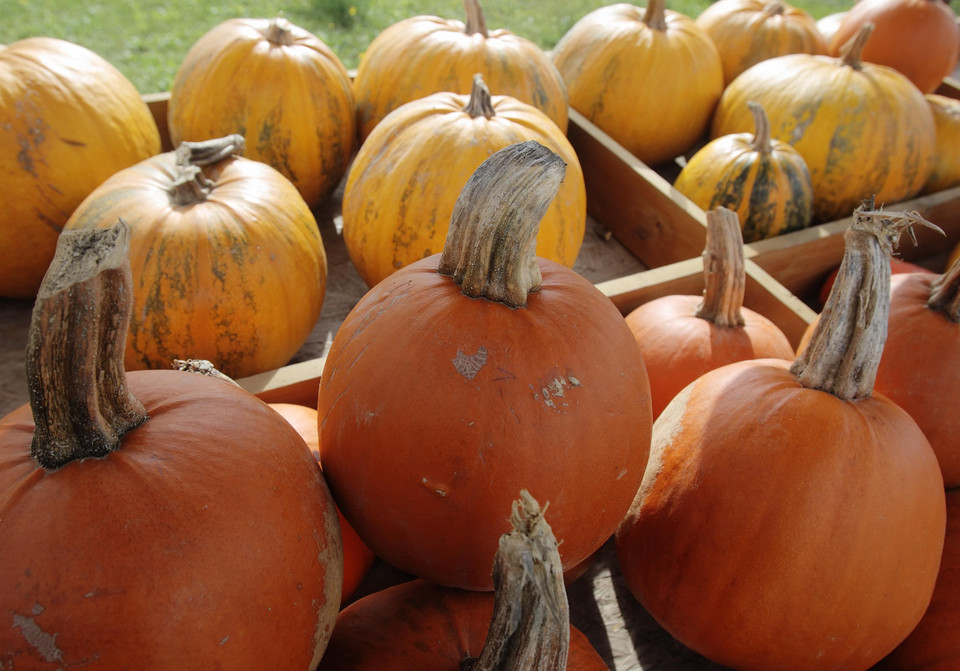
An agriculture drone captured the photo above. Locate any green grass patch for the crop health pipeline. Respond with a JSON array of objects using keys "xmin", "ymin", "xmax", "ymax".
[{"xmin": 1, "ymin": 0, "xmax": 851, "ymax": 94}]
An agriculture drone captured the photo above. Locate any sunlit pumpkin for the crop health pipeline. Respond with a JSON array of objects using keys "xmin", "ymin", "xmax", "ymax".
[
  {"xmin": 922, "ymin": 93, "xmax": 960, "ymax": 194},
  {"xmin": 0, "ymin": 37, "xmax": 161, "ymax": 298},
  {"xmin": 168, "ymin": 17, "xmax": 355, "ymax": 208}
]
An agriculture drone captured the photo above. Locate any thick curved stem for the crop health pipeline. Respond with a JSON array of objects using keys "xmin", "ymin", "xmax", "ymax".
[
  {"xmin": 839, "ymin": 22, "xmax": 873, "ymax": 69},
  {"xmin": 466, "ymin": 491, "xmax": 569, "ymax": 671},
  {"xmin": 790, "ymin": 203, "xmax": 941, "ymax": 400},
  {"xmin": 928, "ymin": 255, "xmax": 960, "ymax": 322},
  {"xmin": 643, "ymin": 0, "xmax": 669, "ymax": 31},
  {"xmin": 748, "ymin": 101, "xmax": 773, "ymax": 155},
  {"xmin": 463, "ymin": 0, "xmax": 488, "ymax": 37},
  {"xmin": 696, "ymin": 207, "xmax": 746, "ymax": 328},
  {"xmin": 264, "ymin": 17, "xmax": 297, "ymax": 46},
  {"xmin": 463, "ymin": 74, "xmax": 497, "ymax": 119},
  {"xmin": 26, "ymin": 219, "xmax": 147, "ymax": 470},
  {"xmin": 170, "ymin": 134, "xmax": 245, "ymax": 206},
  {"xmin": 437, "ymin": 141, "xmax": 566, "ymax": 308}
]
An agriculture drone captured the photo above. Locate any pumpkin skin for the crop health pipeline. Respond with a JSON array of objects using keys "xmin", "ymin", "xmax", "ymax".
[
  {"xmin": 351, "ymin": 1, "xmax": 568, "ymax": 142},
  {"xmin": 269, "ymin": 402, "xmax": 376, "ymax": 601},
  {"xmin": 674, "ymin": 102, "xmax": 814, "ymax": 241},
  {"xmin": 168, "ymin": 17, "xmax": 355, "ymax": 208},
  {"xmin": 828, "ymin": 0, "xmax": 960, "ymax": 94},
  {"xmin": 922, "ymin": 93, "xmax": 960, "ymax": 195},
  {"xmin": 875, "ymin": 487, "xmax": 960, "ymax": 671},
  {"xmin": 0, "ymin": 37, "xmax": 161, "ymax": 298},
  {"xmin": 695, "ymin": 0, "xmax": 827, "ymax": 86},
  {"xmin": 61, "ymin": 140, "xmax": 327, "ymax": 380},
  {"xmin": 0, "ymin": 370, "xmax": 343, "ymax": 669},
  {"xmin": 711, "ymin": 40, "xmax": 936, "ymax": 222},
  {"xmin": 316, "ymin": 578, "xmax": 609, "ymax": 670},
  {"xmin": 342, "ymin": 81, "xmax": 586, "ymax": 288},
  {"xmin": 816, "ymin": 10, "xmax": 848, "ymax": 43},
  {"xmin": 317, "ymin": 255, "xmax": 652, "ymax": 591},
  {"xmin": 551, "ymin": 0, "xmax": 723, "ymax": 166}
]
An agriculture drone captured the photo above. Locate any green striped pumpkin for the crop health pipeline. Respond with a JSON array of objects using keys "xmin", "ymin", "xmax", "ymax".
[
  {"xmin": 711, "ymin": 24, "xmax": 935, "ymax": 223},
  {"xmin": 674, "ymin": 101, "xmax": 813, "ymax": 242}
]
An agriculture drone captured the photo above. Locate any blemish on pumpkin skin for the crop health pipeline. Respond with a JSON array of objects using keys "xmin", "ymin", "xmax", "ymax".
[
  {"xmin": 12, "ymin": 606, "xmax": 64, "ymax": 663},
  {"xmin": 420, "ymin": 477, "xmax": 449, "ymax": 497}
]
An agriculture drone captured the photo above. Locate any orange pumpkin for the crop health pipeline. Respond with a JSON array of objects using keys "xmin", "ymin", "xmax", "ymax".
[
  {"xmin": 0, "ymin": 222, "xmax": 342, "ymax": 668},
  {"xmin": 551, "ymin": 0, "xmax": 723, "ymax": 166},
  {"xmin": 342, "ymin": 74, "xmax": 585, "ymax": 288},
  {"xmin": 816, "ymin": 10, "xmax": 849, "ymax": 43},
  {"xmin": 61, "ymin": 135, "xmax": 327, "ymax": 380},
  {"xmin": 711, "ymin": 24, "xmax": 936, "ymax": 223},
  {"xmin": 168, "ymin": 17, "xmax": 355, "ymax": 208},
  {"xmin": 351, "ymin": 0, "xmax": 567, "ymax": 142},
  {"xmin": 828, "ymin": 0, "xmax": 960, "ymax": 94},
  {"xmin": 616, "ymin": 206, "xmax": 946, "ymax": 670},
  {"xmin": 0, "ymin": 37, "xmax": 161, "ymax": 299},
  {"xmin": 270, "ymin": 402, "xmax": 376, "ymax": 601},
  {"xmin": 318, "ymin": 142, "xmax": 652, "ymax": 590},
  {"xmin": 317, "ymin": 493, "xmax": 609, "ymax": 670},
  {"xmin": 696, "ymin": 0, "xmax": 827, "ymax": 86},
  {"xmin": 625, "ymin": 208, "xmax": 795, "ymax": 419},
  {"xmin": 922, "ymin": 93, "xmax": 960, "ymax": 194}
]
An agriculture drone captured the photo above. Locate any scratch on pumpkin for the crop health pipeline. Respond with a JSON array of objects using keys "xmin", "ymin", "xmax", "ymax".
[
  {"xmin": 420, "ymin": 477, "xmax": 449, "ymax": 497},
  {"xmin": 12, "ymin": 605, "xmax": 64, "ymax": 663}
]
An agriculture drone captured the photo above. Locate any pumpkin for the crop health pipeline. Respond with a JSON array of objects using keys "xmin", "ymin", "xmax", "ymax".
[
  {"xmin": 874, "ymin": 487, "xmax": 960, "ymax": 670},
  {"xmin": 711, "ymin": 24, "xmax": 937, "ymax": 223},
  {"xmin": 922, "ymin": 93, "xmax": 960, "ymax": 194},
  {"xmin": 695, "ymin": 0, "xmax": 827, "ymax": 86},
  {"xmin": 269, "ymin": 402, "xmax": 376, "ymax": 601},
  {"xmin": 0, "ymin": 221, "xmax": 343, "ymax": 668},
  {"xmin": 625, "ymin": 207, "xmax": 795, "ymax": 419},
  {"xmin": 0, "ymin": 37, "xmax": 161, "ymax": 299},
  {"xmin": 317, "ymin": 142, "xmax": 652, "ymax": 590},
  {"xmin": 318, "ymin": 492, "xmax": 609, "ymax": 670},
  {"xmin": 551, "ymin": 0, "xmax": 723, "ymax": 166},
  {"xmin": 816, "ymin": 10, "xmax": 849, "ymax": 43},
  {"xmin": 351, "ymin": 0, "xmax": 568, "ymax": 142},
  {"xmin": 674, "ymin": 101, "xmax": 814, "ymax": 241},
  {"xmin": 61, "ymin": 134, "xmax": 327, "ymax": 380},
  {"xmin": 828, "ymin": 0, "xmax": 960, "ymax": 94},
  {"xmin": 168, "ymin": 17, "xmax": 354, "ymax": 208},
  {"xmin": 615, "ymin": 205, "xmax": 946, "ymax": 671},
  {"xmin": 803, "ymin": 251, "xmax": 960, "ymax": 488},
  {"xmin": 342, "ymin": 74, "xmax": 586, "ymax": 288}
]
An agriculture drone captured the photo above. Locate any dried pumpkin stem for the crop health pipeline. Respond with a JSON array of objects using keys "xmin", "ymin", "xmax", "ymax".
[
  {"xmin": 437, "ymin": 141, "xmax": 566, "ymax": 308},
  {"xmin": 170, "ymin": 135, "xmax": 245, "ymax": 206},
  {"xmin": 763, "ymin": 0, "xmax": 786, "ymax": 16},
  {"xmin": 790, "ymin": 203, "xmax": 941, "ymax": 400},
  {"xmin": 26, "ymin": 219, "xmax": 147, "ymax": 470},
  {"xmin": 839, "ymin": 22, "xmax": 874, "ymax": 69},
  {"xmin": 748, "ymin": 101, "xmax": 772, "ymax": 155},
  {"xmin": 463, "ymin": 0, "xmax": 488, "ymax": 37},
  {"xmin": 928, "ymin": 255, "xmax": 960, "ymax": 322},
  {"xmin": 264, "ymin": 17, "xmax": 297, "ymax": 46},
  {"xmin": 643, "ymin": 0, "xmax": 668, "ymax": 31},
  {"xmin": 463, "ymin": 74, "xmax": 496, "ymax": 119},
  {"xmin": 464, "ymin": 491, "xmax": 570, "ymax": 671},
  {"xmin": 696, "ymin": 207, "xmax": 746, "ymax": 328}
]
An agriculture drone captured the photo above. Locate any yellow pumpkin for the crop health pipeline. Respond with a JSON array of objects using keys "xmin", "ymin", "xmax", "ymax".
[
  {"xmin": 352, "ymin": 0, "xmax": 568, "ymax": 142},
  {"xmin": 0, "ymin": 37, "xmax": 161, "ymax": 298},
  {"xmin": 695, "ymin": 0, "xmax": 827, "ymax": 86},
  {"xmin": 551, "ymin": 0, "xmax": 723, "ymax": 166},
  {"xmin": 711, "ymin": 24, "xmax": 936, "ymax": 223},
  {"xmin": 61, "ymin": 135, "xmax": 327, "ymax": 379},
  {"xmin": 342, "ymin": 75, "xmax": 586, "ymax": 289},
  {"xmin": 922, "ymin": 93, "xmax": 960, "ymax": 194},
  {"xmin": 675, "ymin": 101, "xmax": 813, "ymax": 242},
  {"xmin": 168, "ymin": 17, "xmax": 355, "ymax": 209}
]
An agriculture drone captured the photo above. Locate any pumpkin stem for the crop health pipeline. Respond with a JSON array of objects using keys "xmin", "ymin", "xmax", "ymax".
[
  {"xmin": 463, "ymin": 0, "xmax": 488, "ymax": 37},
  {"xmin": 437, "ymin": 141, "xmax": 566, "ymax": 308},
  {"xmin": 928, "ymin": 255, "xmax": 960, "ymax": 322},
  {"xmin": 838, "ymin": 22, "xmax": 874, "ymax": 69},
  {"xmin": 762, "ymin": 0, "xmax": 786, "ymax": 16},
  {"xmin": 643, "ymin": 0, "xmax": 669, "ymax": 31},
  {"xmin": 264, "ymin": 17, "xmax": 297, "ymax": 46},
  {"xmin": 790, "ymin": 201, "xmax": 941, "ymax": 400},
  {"xmin": 169, "ymin": 134, "xmax": 245, "ymax": 206},
  {"xmin": 467, "ymin": 491, "xmax": 570, "ymax": 671},
  {"xmin": 696, "ymin": 207, "xmax": 747, "ymax": 328},
  {"xmin": 172, "ymin": 359, "xmax": 242, "ymax": 387},
  {"xmin": 463, "ymin": 74, "xmax": 497, "ymax": 119},
  {"xmin": 25, "ymin": 219, "xmax": 148, "ymax": 470},
  {"xmin": 748, "ymin": 101, "xmax": 773, "ymax": 155}
]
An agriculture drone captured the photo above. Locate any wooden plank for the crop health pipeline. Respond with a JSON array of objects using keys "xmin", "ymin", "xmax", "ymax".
[{"xmin": 567, "ymin": 109, "xmax": 708, "ymax": 269}]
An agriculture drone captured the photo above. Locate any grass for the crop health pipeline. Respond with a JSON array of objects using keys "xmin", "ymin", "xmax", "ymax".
[{"xmin": 1, "ymin": 0, "xmax": 851, "ymax": 95}]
